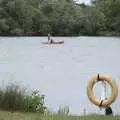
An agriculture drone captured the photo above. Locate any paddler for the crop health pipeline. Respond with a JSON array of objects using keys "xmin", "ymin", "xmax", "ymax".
[{"xmin": 48, "ymin": 32, "xmax": 50, "ymax": 42}]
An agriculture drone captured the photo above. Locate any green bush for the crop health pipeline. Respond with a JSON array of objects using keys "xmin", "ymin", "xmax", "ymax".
[
  {"xmin": 0, "ymin": 83, "xmax": 46, "ymax": 114},
  {"xmin": 24, "ymin": 90, "xmax": 46, "ymax": 113}
]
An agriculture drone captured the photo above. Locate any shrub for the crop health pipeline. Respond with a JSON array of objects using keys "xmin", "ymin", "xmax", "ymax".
[
  {"xmin": 0, "ymin": 83, "xmax": 46, "ymax": 114},
  {"xmin": 24, "ymin": 90, "xmax": 46, "ymax": 113}
]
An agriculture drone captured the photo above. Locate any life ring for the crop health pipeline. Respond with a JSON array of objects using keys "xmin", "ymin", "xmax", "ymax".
[{"xmin": 87, "ymin": 74, "xmax": 118, "ymax": 107}]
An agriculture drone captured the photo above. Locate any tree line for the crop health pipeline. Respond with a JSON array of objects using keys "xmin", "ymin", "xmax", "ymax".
[{"xmin": 0, "ymin": 0, "xmax": 120, "ymax": 36}]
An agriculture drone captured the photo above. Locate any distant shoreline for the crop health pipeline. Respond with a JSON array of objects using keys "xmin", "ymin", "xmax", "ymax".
[
  {"xmin": 0, "ymin": 31, "xmax": 120, "ymax": 37},
  {"xmin": 0, "ymin": 35, "xmax": 120, "ymax": 37}
]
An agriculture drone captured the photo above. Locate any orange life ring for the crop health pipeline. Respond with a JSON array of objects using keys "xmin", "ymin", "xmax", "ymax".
[{"xmin": 87, "ymin": 74, "xmax": 118, "ymax": 107}]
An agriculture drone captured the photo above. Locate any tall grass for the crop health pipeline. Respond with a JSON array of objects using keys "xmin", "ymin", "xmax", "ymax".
[
  {"xmin": 0, "ymin": 110, "xmax": 119, "ymax": 120},
  {"xmin": 0, "ymin": 83, "xmax": 46, "ymax": 114}
]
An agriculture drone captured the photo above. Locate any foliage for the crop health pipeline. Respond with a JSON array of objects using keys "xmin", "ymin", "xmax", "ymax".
[
  {"xmin": 24, "ymin": 90, "xmax": 46, "ymax": 113},
  {"xmin": 92, "ymin": 0, "xmax": 120, "ymax": 34},
  {"xmin": 0, "ymin": 0, "xmax": 120, "ymax": 36},
  {"xmin": 0, "ymin": 83, "xmax": 46, "ymax": 114},
  {"xmin": 80, "ymin": 6, "xmax": 105, "ymax": 35}
]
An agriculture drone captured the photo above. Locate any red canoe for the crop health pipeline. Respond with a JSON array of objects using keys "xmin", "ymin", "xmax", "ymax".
[{"xmin": 42, "ymin": 41, "xmax": 64, "ymax": 44}]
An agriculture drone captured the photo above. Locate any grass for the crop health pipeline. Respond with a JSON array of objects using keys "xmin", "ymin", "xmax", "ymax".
[
  {"xmin": 0, "ymin": 110, "xmax": 119, "ymax": 120},
  {"xmin": 0, "ymin": 83, "xmax": 119, "ymax": 120}
]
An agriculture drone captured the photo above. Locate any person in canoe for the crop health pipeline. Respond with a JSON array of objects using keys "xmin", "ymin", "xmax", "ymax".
[
  {"xmin": 48, "ymin": 32, "xmax": 54, "ymax": 43},
  {"xmin": 48, "ymin": 32, "xmax": 51, "ymax": 42},
  {"xmin": 50, "ymin": 39, "xmax": 54, "ymax": 43}
]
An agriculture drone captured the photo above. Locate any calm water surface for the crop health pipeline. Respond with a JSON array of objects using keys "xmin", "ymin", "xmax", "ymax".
[{"xmin": 0, "ymin": 36, "xmax": 120, "ymax": 115}]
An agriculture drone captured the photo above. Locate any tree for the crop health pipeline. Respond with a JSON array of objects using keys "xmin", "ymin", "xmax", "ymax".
[
  {"xmin": 92, "ymin": 0, "xmax": 120, "ymax": 34},
  {"xmin": 80, "ymin": 6, "xmax": 105, "ymax": 35}
]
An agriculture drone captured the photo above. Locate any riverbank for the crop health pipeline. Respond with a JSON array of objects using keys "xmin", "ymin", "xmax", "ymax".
[{"xmin": 0, "ymin": 31, "xmax": 120, "ymax": 37}]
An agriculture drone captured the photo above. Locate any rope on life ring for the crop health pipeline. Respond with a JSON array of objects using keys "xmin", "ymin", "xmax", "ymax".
[{"xmin": 87, "ymin": 74, "xmax": 118, "ymax": 107}]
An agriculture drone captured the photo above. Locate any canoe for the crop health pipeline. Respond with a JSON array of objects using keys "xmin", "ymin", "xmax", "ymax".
[{"xmin": 42, "ymin": 41, "xmax": 64, "ymax": 44}]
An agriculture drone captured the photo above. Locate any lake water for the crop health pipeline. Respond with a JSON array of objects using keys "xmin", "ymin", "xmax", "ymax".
[{"xmin": 0, "ymin": 36, "xmax": 120, "ymax": 115}]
